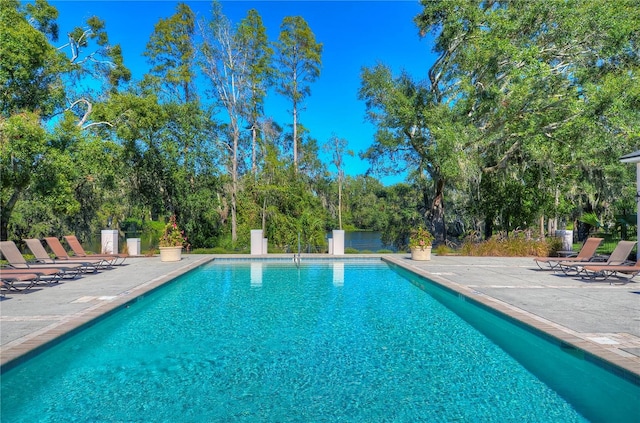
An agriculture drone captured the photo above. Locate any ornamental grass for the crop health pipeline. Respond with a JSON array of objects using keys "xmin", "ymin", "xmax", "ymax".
[{"xmin": 460, "ymin": 230, "xmax": 561, "ymax": 257}]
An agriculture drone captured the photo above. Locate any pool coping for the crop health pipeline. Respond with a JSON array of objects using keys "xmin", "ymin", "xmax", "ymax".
[{"xmin": 382, "ymin": 256, "xmax": 640, "ymax": 384}]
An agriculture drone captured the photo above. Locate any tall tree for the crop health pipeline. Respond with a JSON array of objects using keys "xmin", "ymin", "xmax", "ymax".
[
  {"xmin": 324, "ymin": 135, "xmax": 353, "ymax": 230},
  {"xmin": 236, "ymin": 9, "xmax": 274, "ymax": 175},
  {"xmin": 143, "ymin": 2, "xmax": 197, "ymax": 103},
  {"xmin": 359, "ymin": 65, "xmax": 468, "ymax": 242},
  {"xmin": 198, "ymin": 2, "xmax": 252, "ymax": 243},
  {"xmin": 274, "ymin": 16, "xmax": 322, "ymax": 170}
]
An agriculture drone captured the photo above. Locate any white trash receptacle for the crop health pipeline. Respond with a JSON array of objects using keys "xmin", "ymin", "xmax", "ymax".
[{"xmin": 555, "ymin": 230, "xmax": 574, "ymax": 251}]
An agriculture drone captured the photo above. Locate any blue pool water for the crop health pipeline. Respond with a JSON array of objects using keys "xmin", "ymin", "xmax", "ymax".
[{"xmin": 1, "ymin": 261, "xmax": 637, "ymax": 421}]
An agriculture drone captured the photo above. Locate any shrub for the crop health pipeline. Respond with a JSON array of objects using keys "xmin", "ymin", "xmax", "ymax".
[
  {"xmin": 434, "ymin": 244, "xmax": 456, "ymax": 256},
  {"xmin": 460, "ymin": 231, "xmax": 557, "ymax": 257}
]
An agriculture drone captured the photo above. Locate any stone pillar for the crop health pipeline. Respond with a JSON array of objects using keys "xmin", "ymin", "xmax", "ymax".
[
  {"xmin": 251, "ymin": 229, "xmax": 263, "ymax": 255},
  {"xmin": 332, "ymin": 230, "xmax": 345, "ymax": 255},
  {"xmin": 328, "ymin": 238, "xmax": 334, "ymax": 255},
  {"xmin": 262, "ymin": 238, "xmax": 268, "ymax": 255},
  {"xmin": 126, "ymin": 238, "xmax": 141, "ymax": 256},
  {"xmin": 101, "ymin": 230, "xmax": 119, "ymax": 254}
]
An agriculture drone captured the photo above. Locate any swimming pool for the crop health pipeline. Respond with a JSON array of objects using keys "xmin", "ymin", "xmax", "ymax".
[{"xmin": 1, "ymin": 260, "xmax": 637, "ymax": 421}]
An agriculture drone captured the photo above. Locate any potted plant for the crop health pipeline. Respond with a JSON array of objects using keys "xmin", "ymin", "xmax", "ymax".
[
  {"xmin": 158, "ymin": 215, "xmax": 187, "ymax": 262},
  {"xmin": 409, "ymin": 226, "xmax": 434, "ymax": 261}
]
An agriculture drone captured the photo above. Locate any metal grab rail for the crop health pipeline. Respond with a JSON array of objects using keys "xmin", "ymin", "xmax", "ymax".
[{"xmin": 293, "ymin": 233, "xmax": 301, "ymax": 268}]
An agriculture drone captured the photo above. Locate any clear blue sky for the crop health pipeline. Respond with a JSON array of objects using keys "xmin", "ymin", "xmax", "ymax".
[{"xmin": 51, "ymin": 1, "xmax": 437, "ymax": 185}]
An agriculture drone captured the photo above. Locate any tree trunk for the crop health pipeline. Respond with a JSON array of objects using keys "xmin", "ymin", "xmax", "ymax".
[
  {"xmin": 292, "ymin": 98, "xmax": 298, "ymax": 171},
  {"xmin": 338, "ymin": 176, "xmax": 343, "ymax": 230},
  {"xmin": 231, "ymin": 128, "xmax": 239, "ymax": 243},
  {"xmin": 484, "ymin": 219, "xmax": 494, "ymax": 240},
  {"xmin": 428, "ymin": 178, "xmax": 446, "ymax": 245},
  {"xmin": 1, "ymin": 190, "xmax": 21, "ymax": 241},
  {"xmin": 251, "ymin": 123, "xmax": 258, "ymax": 175},
  {"xmin": 262, "ymin": 196, "xmax": 267, "ymax": 232}
]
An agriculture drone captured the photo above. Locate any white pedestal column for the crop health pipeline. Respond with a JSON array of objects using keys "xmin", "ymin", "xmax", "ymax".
[
  {"xmin": 126, "ymin": 238, "xmax": 141, "ymax": 255},
  {"xmin": 251, "ymin": 229, "xmax": 263, "ymax": 255},
  {"xmin": 332, "ymin": 230, "xmax": 345, "ymax": 255},
  {"xmin": 262, "ymin": 238, "xmax": 268, "ymax": 255},
  {"xmin": 101, "ymin": 230, "xmax": 119, "ymax": 254}
]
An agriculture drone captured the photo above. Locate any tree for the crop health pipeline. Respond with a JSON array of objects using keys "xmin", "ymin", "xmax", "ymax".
[
  {"xmin": 141, "ymin": 2, "xmax": 224, "ymax": 247},
  {"xmin": 359, "ymin": 65, "xmax": 468, "ymax": 243},
  {"xmin": 143, "ymin": 2, "xmax": 197, "ymax": 103},
  {"xmin": 414, "ymin": 0, "xmax": 640, "ymax": 236},
  {"xmin": 0, "ymin": 0, "xmax": 66, "ymax": 119},
  {"xmin": 0, "ymin": 0, "xmax": 129, "ymax": 240},
  {"xmin": 324, "ymin": 135, "xmax": 353, "ymax": 230},
  {"xmin": 274, "ymin": 16, "xmax": 322, "ymax": 171},
  {"xmin": 1, "ymin": 113, "xmax": 48, "ymax": 240},
  {"xmin": 236, "ymin": 9, "xmax": 274, "ymax": 175},
  {"xmin": 198, "ymin": 2, "xmax": 252, "ymax": 243}
]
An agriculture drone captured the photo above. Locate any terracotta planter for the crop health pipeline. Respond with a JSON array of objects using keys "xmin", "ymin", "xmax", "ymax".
[
  {"xmin": 411, "ymin": 246, "xmax": 432, "ymax": 261},
  {"xmin": 159, "ymin": 246, "xmax": 183, "ymax": 262}
]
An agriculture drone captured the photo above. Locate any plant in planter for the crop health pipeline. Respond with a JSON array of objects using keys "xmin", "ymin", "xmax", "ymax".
[
  {"xmin": 159, "ymin": 216, "xmax": 187, "ymax": 261},
  {"xmin": 409, "ymin": 226, "xmax": 434, "ymax": 260}
]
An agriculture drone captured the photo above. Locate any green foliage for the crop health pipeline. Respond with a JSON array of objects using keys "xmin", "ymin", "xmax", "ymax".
[
  {"xmin": 0, "ymin": 0, "xmax": 67, "ymax": 118},
  {"xmin": 275, "ymin": 16, "xmax": 322, "ymax": 102},
  {"xmin": 578, "ymin": 212, "xmax": 602, "ymax": 229},
  {"xmin": 409, "ymin": 227, "xmax": 434, "ymax": 249},
  {"xmin": 410, "ymin": 0, "xmax": 640, "ymax": 239},
  {"xmin": 433, "ymin": 244, "xmax": 455, "ymax": 256},
  {"xmin": 158, "ymin": 215, "xmax": 187, "ymax": 247},
  {"xmin": 274, "ymin": 15, "xmax": 323, "ymax": 168},
  {"xmin": 144, "ymin": 3, "xmax": 196, "ymax": 102}
]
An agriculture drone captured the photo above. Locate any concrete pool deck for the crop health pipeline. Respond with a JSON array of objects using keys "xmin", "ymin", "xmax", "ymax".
[{"xmin": 1, "ymin": 254, "xmax": 639, "ymax": 380}]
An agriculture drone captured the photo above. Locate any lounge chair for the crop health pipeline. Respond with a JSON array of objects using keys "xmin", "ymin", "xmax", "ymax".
[
  {"xmin": 24, "ymin": 238, "xmax": 101, "ymax": 273},
  {"xmin": 0, "ymin": 241, "xmax": 80, "ymax": 281},
  {"xmin": 580, "ymin": 261, "xmax": 640, "ymax": 283},
  {"xmin": 534, "ymin": 237, "xmax": 604, "ymax": 270},
  {"xmin": 557, "ymin": 240, "xmax": 637, "ymax": 276},
  {"xmin": 63, "ymin": 235, "xmax": 128, "ymax": 265},
  {"xmin": 0, "ymin": 269, "xmax": 41, "ymax": 291},
  {"xmin": 44, "ymin": 237, "xmax": 113, "ymax": 268}
]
